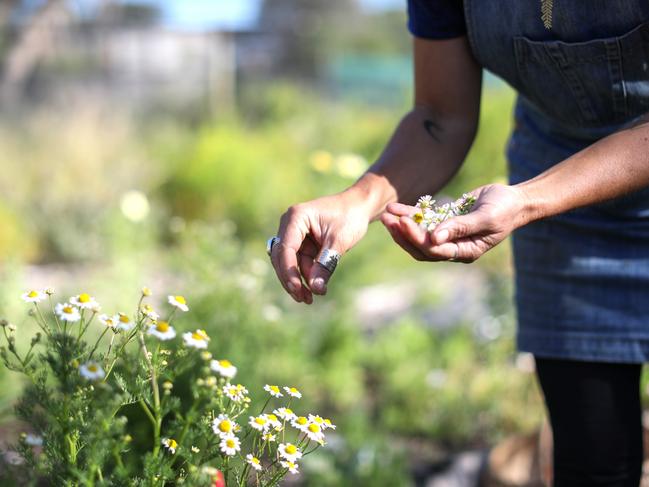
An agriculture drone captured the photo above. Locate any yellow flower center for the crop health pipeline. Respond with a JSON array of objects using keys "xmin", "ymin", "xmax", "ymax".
[
  {"xmin": 285, "ymin": 444, "xmax": 297, "ymax": 455},
  {"xmin": 219, "ymin": 360, "xmax": 232, "ymax": 368},
  {"xmin": 167, "ymin": 439, "xmax": 178, "ymax": 449},
  {"xmin": 413, "ymin": 212, "xmax": 424, "ymax": 224},
  {"xmin": 255, "ymin": 417, "xmax": 266, "ymax": 425},
  {"xmin": 296, "ymin": 417, "xmax": 307, "ymax": 426},
  {"xmin": 313, "ymin": 417, "xmax": 324, "ymax": 424},
  {"xmin": 192, "ymin": 330, "xmax": 208, "ymax": 341},
  {"xmin": 285, "ymin": 408, "xmax": 294, "ymax": 415},
  {"xmin": 87, "ymin": 364, "xmax": 98, "ymax": 372},
  {"xmin": 156, "ymin": 321, "xmax": 170, "ymax": 332},
  {"xmin": 267, "ymin": 414, "xmax": 278, "ymax": 422},
  {"xmin": 174, "ymin": 296, "xmax": 186, "ymax": 305},
  {"xmin": 219, "ymin": 420, "xmax": 232, "ymax": 433},
  {"xmin": 251, "ymin": 457, "xmax": 260, "ymax": 464},
  {"xmin": 78, "ymin": 293, "xmax": 91, "ymax": 303},
  {"xmin": 308, "ymin": 424, "xmax": 321, "ymax": 433},
  {"xmin": 63, "ymin": 306, "xmax": 74, "ymax": 314},
  {"xmin": 289, "ymin": 387, "xmax": 299, "ymax": 394},
  {"xmin": 28, "ymin": 291, "xmax": 38, "ymax": 298},
  {"xmin": 270, "ymin": 385, "xmax": 280, "ymax": 393},
  {"xmin": 226, "ymin": 439, "xmax": 235, "ymax": 448},
  {"xmin": 119, "ymin": 314, "xmax": 130, "ymax": 323}
]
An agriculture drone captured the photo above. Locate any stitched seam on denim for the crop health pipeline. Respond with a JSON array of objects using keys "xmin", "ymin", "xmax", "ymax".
[
  {"xmin": 606, "ymin": 38, "xmax": 627, "ymax": 118},
  {"xmin": 543, "ymin": 43, "xmax": 597, "ymax": 122}
]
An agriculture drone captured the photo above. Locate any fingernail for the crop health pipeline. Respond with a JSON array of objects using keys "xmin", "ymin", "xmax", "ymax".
[
  {"xmin": 312, "ymin": 277, "xmax": 326, "ymax": 294},
  {"xmin": 436, "ymin": 229, "xmax": 449, "ymax": 243},
  {"xmin": 287, "ymin": 282, "xmax": 297, "ymax": 294}
]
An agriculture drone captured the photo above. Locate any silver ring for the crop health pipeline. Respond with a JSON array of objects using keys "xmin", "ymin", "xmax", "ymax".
[
  {"xmin": 316, "ymin": 248, "xmax": 341, "ymax": 274},
  {"xmin": 266, "ymin": 236, "xmax": 280, "ymax": 256},
  {"xmin": 450, "ymin": 246, "xmax": 459, "ymax": 262}
]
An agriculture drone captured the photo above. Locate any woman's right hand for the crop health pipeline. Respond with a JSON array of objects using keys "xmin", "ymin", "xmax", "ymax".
[{"xmin": 270, "ymin": 191, "xmax": 372, "ymax": 304}]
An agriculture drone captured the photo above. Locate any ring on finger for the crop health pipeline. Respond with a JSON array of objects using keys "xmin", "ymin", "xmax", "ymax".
[
  {"xmin": 266, "ymin": 236, "xmax": 280, "ymax": 257},
  {"xmin": 317, "ymin": 248, "xmax": 341, "ymax": 274},
  {"xmin": 449, "ymin": 246, "xmax": 459, "ymax": 262}
]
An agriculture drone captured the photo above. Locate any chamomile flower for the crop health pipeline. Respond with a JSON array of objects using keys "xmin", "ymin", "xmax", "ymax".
[
  {"xmin": 278, "ymin": 443, "xmax": 302, "ymax": 463},
  {"xmin": 161, "ymin": 438, "xmax": 178, "ymax": 454},
  {"xmin": 147, "ymin": 321, "xmax": 176, "ymax": 340},
  {"xmin": 291, "ymin": 416, "xmax": 309, "ymax": 432},
  {"xmin": 323, "ymin": 418, "xmax": 336, "ymax": 430},
  {"xmin": 168, "ymin": 295, "xmax": 189, "ymax": 312},
  {"xmin": 211, "ymin": 359, "xmax": 237, "ymax": 379},
  {"xmin": 69, "ymin": 293, "xmax": 98, "ymax": 310},
  {"xmin": 140, "ymin": 304, "xmax": 159, "ymax": 321},
  {"xmin": 55, "ymin": 303, "xmax": 81, "ymax": 322},
  {"xmin": 308, "ymin": 414, "xmax": 326, "ymax": 427},
  {"xmin": 304, "ymin": 422, "xmax": 326, "ymax": 444},
  {"xmin": 98, "ymin": 314, "xmax": 116, "ymax": 328},
  {"xmin": 79, "ymin": 361, "xmax": 105, "ymax": 380},
  {"xmin": 212, "ymin": 414, "xmax": 237, "ymax": 437},
  {"xmin": 21, "ymin": 290, "xmax": 46, "ymax": 303},
  {"xmin": 266, "ymin": 413, "xmax": 282, "ymax": 430},
  {"xmin": 274, "ymin": 407, "xmax": 297, "ymax": 421},
  {"xmin": 249, "ymin": 415, "xmax": 270, "ymax": 432},
  {"xmin": 246, "ymin": 454, "xmax": 262, "ymax": 471},
  {"xmin": 222, "ymin": 383, "xmax": 248, "ymax": 403},
  {"xmin": 183, "ymin": 329, "xmax": 210, "ymax": 349},
  {"xmin": 262, "ymin": 432, "xmax": 276, "ymax": 442},
  {"xmin": 283, "ymin": 386, "xmax": 302, "ymax": 398},
  {"xmin": 264, "ymin": 384, "xmax": 283, "ymax": 398},
  {"xmin": 416, "ymin": 195, "xmax": 435, "ymax": 210},
  {"xmin": 280, "ymin": 460, "xmax": 300, "ymax": 475},
  {"xmin": 115, "ymin": 313, "xmax": 135, "ymax": 332},
  {"xmin": 219, "ymin": 434, "xmax": 240, "ymax": 456}
]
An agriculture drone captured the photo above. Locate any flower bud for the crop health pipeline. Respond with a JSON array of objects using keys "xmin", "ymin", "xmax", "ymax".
[{"xmin": 142, "ymin": 287, "xmax": 152, "ymax": 297}]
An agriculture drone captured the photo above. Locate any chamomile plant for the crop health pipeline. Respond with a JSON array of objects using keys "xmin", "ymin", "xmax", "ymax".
[{"xmin": 0, "ymin": 288, "xmax": 333, "ymax": 486}]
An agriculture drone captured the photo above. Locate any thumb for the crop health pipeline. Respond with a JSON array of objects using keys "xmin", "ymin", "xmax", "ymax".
[
  {"xmin": 432, "ymin": 211, "xmax": 486, "ymax": 245},
  {"xmin": 308, "ymin": 240, "xmax": 343, "ymax": 296}
]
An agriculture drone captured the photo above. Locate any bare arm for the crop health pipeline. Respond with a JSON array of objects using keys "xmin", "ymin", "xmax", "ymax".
[{"xmin": 270, "ymin": 36, "xmax": 482, "ymax": 302}]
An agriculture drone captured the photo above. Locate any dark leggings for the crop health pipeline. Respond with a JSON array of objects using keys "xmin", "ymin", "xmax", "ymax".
[{"xmin": 535, "ymin": 357, "xmax": 644, "ymax": 487}]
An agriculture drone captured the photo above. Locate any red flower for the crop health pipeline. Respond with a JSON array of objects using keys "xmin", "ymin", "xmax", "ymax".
[{"xmin": 213, "ymin": 470, "xmax": 225, "ymax": 487}]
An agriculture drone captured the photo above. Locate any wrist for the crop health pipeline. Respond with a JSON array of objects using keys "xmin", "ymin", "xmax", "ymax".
[
  {"xmin": 343, "ymin": 172, "xmax": 397, "ymax": 222},
  {"xmin": 512, "ymin": 181, "xmax": 546, "ymax": 228}
]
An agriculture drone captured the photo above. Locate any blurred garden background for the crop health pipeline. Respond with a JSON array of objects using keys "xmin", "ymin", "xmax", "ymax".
[{"xmin": 0, "ymin": 0, "xmax": 557, "ymax": 485}]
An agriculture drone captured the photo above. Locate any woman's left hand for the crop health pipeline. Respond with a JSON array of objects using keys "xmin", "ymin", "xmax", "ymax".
[{"xmin": 380, "ymin": 184, "xmax": 527, "ymax": 263}]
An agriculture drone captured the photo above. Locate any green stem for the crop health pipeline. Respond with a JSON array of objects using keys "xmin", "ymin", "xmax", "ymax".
[
  {"xmin": 138, "ymin": 333, "xmax": 161, "ymax": 455},
  {"xmin": 87, "ymin": 327, "xmax": 110, "ymax": 361}
]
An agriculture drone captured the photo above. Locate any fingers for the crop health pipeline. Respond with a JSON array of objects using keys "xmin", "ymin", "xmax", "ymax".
[
  {"xmin": 431, "ymin": 211, "xmax": 490, "ymax": 245},
  {"xmin": 380, "ymin": 212, "xmax": 429, "ymax": 261},
  {"xmin": 385, "ymin": 202, "xmax": 418, "ymax": 217},
  {"xmin": 273, "ymin": 206, "xmax": 311, "ymax": 303},
  {"xmin": 397, "ymin": 216, "xmax": 459, "ymax": 261},
  {"xmin": 307, "ymin": 236, "xmax": 342, "ymax": 296}
]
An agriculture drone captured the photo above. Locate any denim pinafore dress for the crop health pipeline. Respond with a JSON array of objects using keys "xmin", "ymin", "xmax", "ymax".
[{"xmin": 463, "ymin": 1, "xmax": 649, "ymax": 362}]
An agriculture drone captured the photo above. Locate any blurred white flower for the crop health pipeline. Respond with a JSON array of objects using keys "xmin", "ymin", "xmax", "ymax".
[
  {"xmin": 55, "ymin": 303, "xmax": 81, "ymax": 322},
  {"xmin": 426, "ymin": 369, "xmax": 448, "ymax": 389},
  {"xmin": 147, "ymin": 321, "xmax": 176, "ymax": 341},
  {"xmin": 211, "ymin": 359, "xmax": 237, "ymax": 379},
  {"xmin": 262, "ymin": 304, "xmax": 282, "ymax": 322},
  {"xmin": 515, "ymin": 352, "xmax": 536, "ymax": 374},
  {"xmin": 21, "ymin": 290, "xmax": 46, "ymax": 303},
  {"xmin": 79, "ymin": 361, "xmax": 105, "ymax": 380},
  {"xmin": 120, "ymin": 190, "xmax": 150, "ymax": 222}
]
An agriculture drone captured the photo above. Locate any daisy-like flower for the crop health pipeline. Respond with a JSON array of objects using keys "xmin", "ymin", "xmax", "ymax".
[
  {"xmin": 211, "ymin": 359, "xmax": 237, "ymax": 379},
  {"xmin": 183, "ymin": 329, "xmax": 210, "ymax": 349},
  {"xmin": 262, "ymin": 432, "xmax": 276, "ymax": 442},
  {"xmin": 249, "ymin": 415, "xmax": 270, "ymax": 432},
  {"xmin": 219, "ymin": 434, "xmax": 240, "ymax": 456},
  {"xmin": 55, "ymin": 303, "xmax": 81, "ymax": 322},
  {"xmin": 69, "ymin": 293, "xmax": 98, "ymax": 310},
  {"xmin": 416, "ymin": 194, "xmax": 435, "ymax": 210},
  {"xmin": 264, "ymin": 384, "xmax": 283, "ymax": 398},
  {"xmin": 278, "ymin": 443, "xmax": 302, "ymax": 463},
  {"xmin": 147, "ymin": 321, "xmax": 176, "ymax": 341},
  {"xmin": 98, "ymin": 314, "xmax": 116, "ymax": 328},
  {"xmin": 283, "ymin": 386, "xmax": 302, "ymax": 398},
  {"xmin": 21, "ymin": 290, "xmax": 46, "ymax": 303},
  {"xmin": 212, "ymin": 414, "xmax": 237, "ymax": 438},
  {"xmin": 79, "ymin": 361, "xmax": 105, "ymax": 380},
  {"xmin": 223, "ymin": 384, "xmax": 248, "ymax": 403},
  {"xmin": 266, "ymin": 413, "xmax": 282, "ymax": 430},
  {"xmin": 280, "ymin": 460, "xmax": 300, "ymax": 475},
  {"xmin": 274, "ymin": 407, "xmax": 297, "ymax": 421},
  {"xmin": 115, "ymin": 312, "xmax": 135, "ymax": 332},
  {"xmin": 291, "ymin": 416, "xmax": 309, "ymax": 432},
  {"xmin": 140, "ymin": 304, "xmax": 159, "ymax": 321},
  {"xmin": 191, "ymin": 446, "xmax": 200, "ymax": 453},
  {"xmin": 168, "ymin": 295, "xmax": 189, "ymax": 312},
  {"xmin": 161, "ymin": 438, "xmax": 178, "ymax": 454},
  {"xmin": 246, "ymin": 454, "xmax": 262, "ymax": 471},
  {"xmin": 308, "ymin": 414, "xmax": 326, "ymax": 427},
  {"xmin": 304, "ymin": 422, "xmax": 326, "ymax": 444},
  {"xmin": 141, "ymin": 286, "xmax": 152, "ymax": 297},
  {"xmin": 323, "ymin": 418, "xmax": 336, "ymax": 430}
]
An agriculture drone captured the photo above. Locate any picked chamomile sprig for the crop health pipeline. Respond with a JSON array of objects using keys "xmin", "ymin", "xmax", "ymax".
[{"xmin": 411, "ymin": 193, "xmax": 477, "ymax": 232}]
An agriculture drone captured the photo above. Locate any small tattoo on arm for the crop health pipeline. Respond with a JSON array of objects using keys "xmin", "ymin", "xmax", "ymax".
[{"xmin": 423, "ymin": 119, "xmax": 442, "ymax": 142}]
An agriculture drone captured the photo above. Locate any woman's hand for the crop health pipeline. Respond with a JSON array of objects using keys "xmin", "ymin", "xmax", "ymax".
[
  {"xmin": 270, "ymin": 191, "xmax": 372, "ymax": 304},
  {"xmin": 380, "ymin": 184, "xmax": 527, "ymax": 263}
]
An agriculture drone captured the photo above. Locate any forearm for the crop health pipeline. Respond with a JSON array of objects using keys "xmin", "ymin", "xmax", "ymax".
[
  {"xmin": 344, "ymin": 105, "xmax": 478, "ymax": 221},
  {"xmin": 516, "ymin": 119, "xmax": 649, "ymax": 226}
]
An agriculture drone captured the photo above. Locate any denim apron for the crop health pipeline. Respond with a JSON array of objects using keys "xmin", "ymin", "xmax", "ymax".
[{"xmin": 463, "ymin": 1, "xmax": 649, "ymax": 362}]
